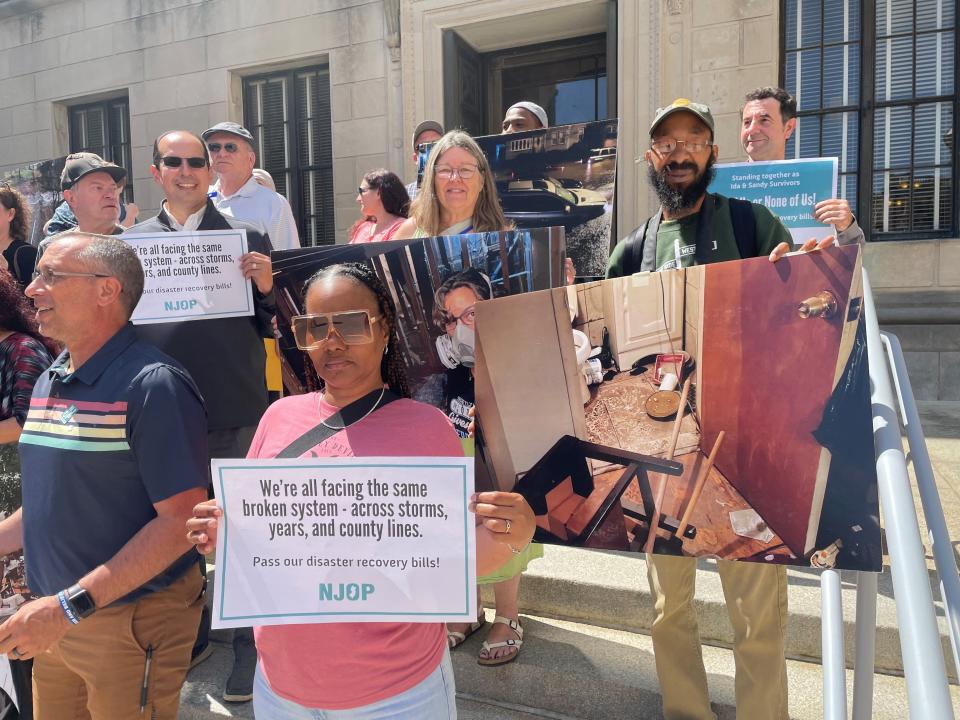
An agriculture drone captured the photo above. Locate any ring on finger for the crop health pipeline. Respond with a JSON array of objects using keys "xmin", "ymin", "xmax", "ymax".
[
  {"xmin": 504, "ymin": 519, "xmax": 512, "ymax": 533},
  {"xmin": 10, "ymin": 648, "xmax": 22, "ymax": 659}
]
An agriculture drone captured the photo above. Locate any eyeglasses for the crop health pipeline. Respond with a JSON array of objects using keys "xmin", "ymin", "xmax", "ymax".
[
  {"xmin": 435, "ymin": 165, "xmax": 480, "ymax": 181},
  {"xmin": 291, "ymin": 310, "xmax": 381, "ymax": 350},
  {"xmin": 650, "ymin": 139, "xmax": 714, "ymax": 155},
  {"xmin": 31, "ymin": 268, "xmax": 113, "ymax": 286},
  {"xmin": 207, "ymin": 142, "xmax": 239, "ymax": 154},
  {"xmin": 158, "ymin": 156, "xmax": 208, "ymax": 169},
  {"xmin": 439, "ymin": 304, "xmax": 476, "ymax": 329}
]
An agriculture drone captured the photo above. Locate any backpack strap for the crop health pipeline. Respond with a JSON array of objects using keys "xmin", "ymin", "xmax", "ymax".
[
  {"xmin": 727, "ymin": 197, "xmax": 759, "ymax": 259},
  {"xmin": 275, "ymin": 389, "xmax": 399, "ymax": 458},
  {"xmin": 617, "ymin": 219, "xmax": 647, "ymax": 277},
  {"xmin": 693, "ymin": 195, "xmax": 716, "ymax": 265},
  {"xmin": 641, "ymin": 211, "xmax": 662, "ymax": 272},
  {"xmin": 619, "ymin": 209, "xmax": 663, "ymax": 276}
]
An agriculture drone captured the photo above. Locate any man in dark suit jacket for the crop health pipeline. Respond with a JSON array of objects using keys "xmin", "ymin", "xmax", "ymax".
[{"xmin": 125, "ymin": 129, "xmax": 275, "ymax": 703}]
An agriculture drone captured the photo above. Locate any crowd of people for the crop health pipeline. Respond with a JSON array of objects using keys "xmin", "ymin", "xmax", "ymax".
[{"xmin": 0, "ymin": 86, "xmax": 865, "ymax": 720}]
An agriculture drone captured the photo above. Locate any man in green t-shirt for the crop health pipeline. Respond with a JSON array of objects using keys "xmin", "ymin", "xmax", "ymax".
[
  {"xmin": 606, "ymin": 98, "xmax": 832, "ymax": 278},
  {"xmin": 606, "ymin": 99, "xmax": 822, "ymax": 719}
]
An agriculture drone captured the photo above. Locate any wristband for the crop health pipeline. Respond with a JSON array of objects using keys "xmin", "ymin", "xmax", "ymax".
[
  {"xmin": 56, "ymin": 591, "xmax": 80, "ymax": 625},
  {"xmin": 64, "ymin": 584, "xmax": 97, "ymax": 619}
]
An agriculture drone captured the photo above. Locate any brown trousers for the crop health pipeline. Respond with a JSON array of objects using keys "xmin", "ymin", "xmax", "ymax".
[
  {"xmin": 646, "ymin": 553, "xmax": 789, "ymax": 720},
  {"xmin": 33, "ymin": 564, "xmax": 204, "ymax": 720}
]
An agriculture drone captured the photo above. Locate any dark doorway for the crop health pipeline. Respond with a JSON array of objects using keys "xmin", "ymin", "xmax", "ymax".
[{"xmin": 444, "ymin": 32, "xmax": 611, "ymax": 136}]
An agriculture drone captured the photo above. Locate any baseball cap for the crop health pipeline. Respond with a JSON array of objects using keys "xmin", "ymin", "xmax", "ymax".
[
  {"xmin": 506, "ymin": 101, "xmax": 549, "ymax": 129},
  {"xmin": 649, "ymin": 98, "xmax": 715, "ymax": 137},
  {"xmin": 60, "ymin": 153, "xmax": 126, "ymax": 190},
  {"xmin": 202, "ymin": 121, "xmax": 255, "ymax": 144},
  {"xmin": 412, "ymin": 120, "xmax": 444, "ymax": 150}
]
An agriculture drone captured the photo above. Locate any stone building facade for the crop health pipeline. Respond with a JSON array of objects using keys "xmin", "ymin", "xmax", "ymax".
[{"xmin": 0, "ymin": 0, "xmax": 956, "ymax": 397}]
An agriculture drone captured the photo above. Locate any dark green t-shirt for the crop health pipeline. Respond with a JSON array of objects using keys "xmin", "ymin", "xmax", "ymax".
[{"xmin": 606, "ymin": 194, "xmax": 791, "ymax": 277}]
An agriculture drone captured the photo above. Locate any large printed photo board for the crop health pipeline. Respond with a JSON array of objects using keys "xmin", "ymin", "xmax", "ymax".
[
  {"xmin": 271, "ymin": 228, "xmax": 566, "ymax": 413},
  {"xmin": 470, "ymin": 244, "xmax": 880, "ymax": 572},
  {"xmin": 2, "ymin": 156, "xmax": 68, "ymax": 246}
]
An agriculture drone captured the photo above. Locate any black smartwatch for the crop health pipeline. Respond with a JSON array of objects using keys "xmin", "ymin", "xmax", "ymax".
[{"xmin": 64, "ymin": 584, "xmax": 97, "ymax": 619}]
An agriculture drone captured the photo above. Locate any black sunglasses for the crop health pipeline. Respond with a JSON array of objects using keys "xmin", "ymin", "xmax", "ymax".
[
  {"xmin": 207, "ymin": 142, "xmax": 240, "ymax": 154},
  {"xmin": 158, "ymin": 156, "xmax": 207, "ymax": 169}
]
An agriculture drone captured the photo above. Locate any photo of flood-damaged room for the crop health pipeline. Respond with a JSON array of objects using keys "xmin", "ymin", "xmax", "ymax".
[{"xmin": 471, "ymin": 244, "xmax": 881, "ymax": 572}]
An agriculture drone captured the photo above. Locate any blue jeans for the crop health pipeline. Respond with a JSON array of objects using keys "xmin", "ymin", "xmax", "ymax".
[{"xmin": 252, "ymin": 648, "xmax": 457, "ymax": 719}]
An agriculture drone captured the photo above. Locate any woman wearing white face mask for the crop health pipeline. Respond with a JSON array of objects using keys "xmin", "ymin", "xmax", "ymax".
[
  {"xmin": 432, "ymin": 269, "xmax": 489, "ymax": 436},
  {"xmin": 432, "ymin": 269, "xmax": 543, "ymax": 667}
]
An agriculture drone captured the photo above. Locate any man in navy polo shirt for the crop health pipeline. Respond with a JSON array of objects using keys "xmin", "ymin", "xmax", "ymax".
[{"xmin": 0, "ymin": 233, "xmax": 209, "ymax": 720}]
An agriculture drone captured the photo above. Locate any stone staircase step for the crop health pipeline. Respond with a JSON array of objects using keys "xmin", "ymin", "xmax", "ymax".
[
  {"xmin": 449, "ymin": 611, "xmax": 959, "ymax": 720},
  {"xmin": 457, "ymin": 696, "xmax": 574, "ymax": 719},
  {"xmin": 487, "ymin": 545, "xmax": 959, "ymax": 682},
  {"xmin": 178, "ymin": 607, "xmax": 960, "ymax": 719},
  {"xmin": 178, "ymin": 632, "xmax": 253, "ymax": 719}
]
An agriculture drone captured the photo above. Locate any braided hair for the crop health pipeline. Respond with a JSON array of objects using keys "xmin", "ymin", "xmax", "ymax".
[{"xmin": 301, "ymin": 262, "xmax": 410, "ymax": 398}]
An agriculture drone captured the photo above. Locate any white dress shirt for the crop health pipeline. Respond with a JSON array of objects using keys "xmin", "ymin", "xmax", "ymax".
[
  {"xmin": 209, "ymin": 175, "xmax": 301, "ymax": 250},
  {"xmin": 160, "ymin": 202, "xmax": 207, "ymax": 231}
]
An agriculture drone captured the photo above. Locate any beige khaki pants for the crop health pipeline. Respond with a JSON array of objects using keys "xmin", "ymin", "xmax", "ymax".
[
  {"xmin": 646, "ymin": 553, "xmax": 789, "ymax": 720},
  {"xmin": 33, "ymin": 564, "xmax": 204, "ymax": 720}
]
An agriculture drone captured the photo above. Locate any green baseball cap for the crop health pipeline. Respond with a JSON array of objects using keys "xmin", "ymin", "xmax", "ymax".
[{"xmin": 649, "ymin": 98, "xmax": 715, "ymax": 137}]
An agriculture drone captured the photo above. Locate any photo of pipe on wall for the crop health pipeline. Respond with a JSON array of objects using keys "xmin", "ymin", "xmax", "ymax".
[{"xmin": 472, "ymin": 243, "xmax": 881, "ymax": 572}]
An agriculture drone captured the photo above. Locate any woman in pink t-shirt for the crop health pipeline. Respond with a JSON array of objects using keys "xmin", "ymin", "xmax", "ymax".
[
  {"xmin": 187, "ymin": 263, "xmax": 534, "ymax": 718},
  {"xmin": 348, "ymin": 170, "xmax": 410, "ymax": 244}
]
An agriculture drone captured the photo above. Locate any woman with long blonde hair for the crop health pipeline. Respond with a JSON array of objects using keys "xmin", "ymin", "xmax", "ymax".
[{"xmin": 395, "ymin": 131, "xmax": 510, "ymax": 238}]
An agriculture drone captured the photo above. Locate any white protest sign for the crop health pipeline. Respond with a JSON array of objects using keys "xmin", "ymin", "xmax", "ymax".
[
  {"xmin": 124, "ymin": 229, "xmax": 254, "ymax": 324},
  {"xmin": 211, "ymin": 457, "xmax": 476, "ymax": 628}
]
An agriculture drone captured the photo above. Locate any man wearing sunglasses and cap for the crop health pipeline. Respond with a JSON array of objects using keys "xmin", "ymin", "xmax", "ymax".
[
  {"xmin": 127, "ymin": 129, "xmax": 276, "ymax": 703},
  {"xmin": 203, "ymin": 121, "xmax": 300, "ymax": 251}
]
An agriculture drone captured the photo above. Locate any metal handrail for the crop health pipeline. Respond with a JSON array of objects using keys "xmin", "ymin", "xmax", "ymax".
[
  {"xmin": 833, "ymin": 270, "xmax": 956, "ymax": 719},
  {"xmin": 821, "ymin": 569, "xmax": 848, "ymax": 719},
  {"xmin": 880, "ymin": 331, "xmax": 960, "ymax": 678},
  {"xmin": 852, "ymin": 571, "xmax": 878, "ymax": 720}
]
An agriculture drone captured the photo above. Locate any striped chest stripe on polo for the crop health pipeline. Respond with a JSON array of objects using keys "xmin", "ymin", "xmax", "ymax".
[{"xmin": 20, "ymin": 397, "xmax": 130, "ymax": 452}]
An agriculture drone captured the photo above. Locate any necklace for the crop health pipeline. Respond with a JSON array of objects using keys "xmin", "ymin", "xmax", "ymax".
[{"xmin": 317, "ymin": 386, "xmax": 386, "ymax": 430}]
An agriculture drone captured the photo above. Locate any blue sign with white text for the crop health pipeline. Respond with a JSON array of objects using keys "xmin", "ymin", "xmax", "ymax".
[{"xmin": 709, "ymin": 157, "xmax": 838, "ymax": 245}]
